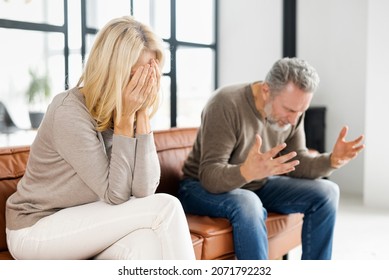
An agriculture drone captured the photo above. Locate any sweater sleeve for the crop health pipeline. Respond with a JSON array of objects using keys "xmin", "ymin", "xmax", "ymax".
[
  {"xmin": 52, "ymin": 105, "xmax": 137, "ymax": 204},
  {"xmin": 131, "ymin": 132, "xmax": 160, "ymax": 197},
  {"xmin": 197, "ymin": 97, "xmax": 247, "ymax": 193}
]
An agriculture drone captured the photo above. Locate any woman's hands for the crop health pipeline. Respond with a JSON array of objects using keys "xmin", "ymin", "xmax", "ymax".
[
  {"xmin": 135, "ymin": 59, "xmax": 161, "ymax": 135},
  {"xmin": 115, "ymin": 59, "xmax": 161, "ymax": 137},
  {"xmin": 137, "ymin": 59, "xmax": 161, "ymax": 114}
]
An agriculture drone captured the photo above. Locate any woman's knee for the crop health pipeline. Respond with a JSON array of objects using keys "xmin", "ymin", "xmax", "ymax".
[
  {"xmin": 150, "ymin": 193, "xmax": 185, "ymax": 215},
  {"xmin": 153, "ymin": 192, "xmax": 181, "ymax": 204},
  {"xmin": 95, "ymin": 229, "xmax": 162, "ymax": 260}
]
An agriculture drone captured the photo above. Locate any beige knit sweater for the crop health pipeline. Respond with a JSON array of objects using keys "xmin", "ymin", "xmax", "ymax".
[{"xmin": 6, "ymin": 88, "xmax": 160, "ymax": 230}]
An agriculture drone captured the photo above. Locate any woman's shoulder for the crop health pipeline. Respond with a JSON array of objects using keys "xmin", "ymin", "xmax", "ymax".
[
  {"xmin": 48, "ymin": 88, "xmax": 87, "ymax": 114},
  {"xmin": 46, "ymin": 88, "xmax": 94, "ymax": 127},
  {"xmin": 50, "ymin": 87, "xmax": 85, "ymax": 107}
]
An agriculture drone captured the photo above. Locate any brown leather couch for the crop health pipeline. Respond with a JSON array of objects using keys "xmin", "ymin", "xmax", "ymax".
[{"xmin": 0, "ymin": 127, "xmax": 303, "ymax": 260}]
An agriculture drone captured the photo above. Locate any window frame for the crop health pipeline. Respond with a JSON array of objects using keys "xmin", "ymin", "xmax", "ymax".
[{"xmin": 0, "ymin": 0, "xmax": 70, "ymax": 90}]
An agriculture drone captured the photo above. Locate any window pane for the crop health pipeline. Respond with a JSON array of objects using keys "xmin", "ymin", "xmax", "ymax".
[
  {"xmin": 68, "ymin": 0, "xmax": 82, "ymax": 50},
  {"xmin": 85, "ymin": 33, "xmax": 97, "ymax": 54},
  {"xmin": 86, "ymin": 0, "xmax": 131, "ymax": 29},
  {"xmin": 0, "ymin": 0, "xmax": 63, "ymax": 25},
  {"xmin": 177, "ymin": 47, "xmax": 214, "ymax": 127},
  {"xmin": 68, "ymin": 54, "xmax": 83, "ymax": 88},
  {"xmin": 161, "ymin": 42, "xmax": 171, "ymax": 74},
  {"xmin": 0, "ymin": 29, "xmax": 64, "ymax": 128},
  {"xmin": 133, "ymin": 0, "xmax": 171, "ymax": 40},
  {"xmin": 151, "ymin": 76, "xmax": 171, "ymax": 130},
  {"xmin": 176, "ymin": 0, "xmax": 215, "ymax": 44}
]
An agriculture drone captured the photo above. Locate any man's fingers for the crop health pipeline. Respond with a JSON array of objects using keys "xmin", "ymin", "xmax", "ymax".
[
  {"xmin": 273, "ymin": 151, "xmax": 298, "ymax": 164},
  {"xmin": 337, "ymin": 125, "xmax": 348, "ymax": 142},
  {"xmin": 347, "ymin": 144, "xmax": 365, "ymax": 159},
  {"xmin": 351, "ymin": 134, "xmax": 364, "ymax": 146},
  {"xmin": 254, "ymin": 134, "xmax": 262, "ymax": 153},
  {"xmin": 266, "ymin": 142, "xmax": 287, "ymax": 160},
  {"xmin": 273, "ymin": 160, "xmax": 300, "ymax": 175},
  {"xmin": 353, "ymin": 144, "xmax": 365, "ymax": 153}
]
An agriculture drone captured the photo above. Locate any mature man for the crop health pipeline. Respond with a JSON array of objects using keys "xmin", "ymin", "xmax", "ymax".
[{"xmin": 178, "ymin": 57, "xmax": 364, "ymax": 260}]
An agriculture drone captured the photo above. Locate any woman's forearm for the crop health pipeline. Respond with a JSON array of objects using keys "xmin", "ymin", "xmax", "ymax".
[
  {"xmin": 135, "ymin": 110, "xmax": 151, "ymax": 135},
  {"xmin": 114, "ymin": 114, "xmax": 136, "ymax": 137}
]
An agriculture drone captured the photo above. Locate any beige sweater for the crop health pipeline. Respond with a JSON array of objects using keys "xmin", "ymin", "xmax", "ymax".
[
  {"xmin": 6, "ymin": 88, "xmax": 160, "ymax": 230},
  {"xmin": 182, "ymin": 83, "xmax": 335, "ymax": 193}
]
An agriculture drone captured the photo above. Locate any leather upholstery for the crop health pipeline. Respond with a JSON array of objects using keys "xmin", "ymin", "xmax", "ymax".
[
  {"xmin": 0, "ymin": 127, "xmax": 303, "ymax": 260},
  {"xmin": 0, "ymin": 146, "xmax": 30, "ymax": 255}
]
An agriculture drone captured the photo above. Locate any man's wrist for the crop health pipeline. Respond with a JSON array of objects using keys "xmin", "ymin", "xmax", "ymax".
[{"xmin": 330, "ymin": 153, "xmax": 341, "ymax": 169}]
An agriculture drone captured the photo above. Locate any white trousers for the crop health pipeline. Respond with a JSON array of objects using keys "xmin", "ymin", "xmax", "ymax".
[{"xmin": 7, "ymin": 193, "xmax": 195, "ymax": 260}]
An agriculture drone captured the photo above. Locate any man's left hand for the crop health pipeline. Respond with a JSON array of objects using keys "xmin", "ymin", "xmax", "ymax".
[{"xmin": 330, "ymin": 126, "xmax": 365, "ymax": 169}]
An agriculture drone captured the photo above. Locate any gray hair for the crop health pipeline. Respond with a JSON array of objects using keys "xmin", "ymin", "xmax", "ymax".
[{"xmin": 264, "ymin": 57, "xmax": 320, "ymax": 96}]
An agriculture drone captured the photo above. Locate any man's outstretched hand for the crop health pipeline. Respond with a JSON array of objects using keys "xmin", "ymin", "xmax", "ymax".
[{"xmin": 330, "ymin": 126, "xmax": 365, "ymax": 169}]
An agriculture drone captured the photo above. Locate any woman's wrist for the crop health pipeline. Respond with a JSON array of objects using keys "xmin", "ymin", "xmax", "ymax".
[
  {"xmin": 114, "ymin": 114, "xmax": 135, "ymax": 137},
  {"xmin": 135, "ymin": 110, "xmax": 150, "ymax": 135}
]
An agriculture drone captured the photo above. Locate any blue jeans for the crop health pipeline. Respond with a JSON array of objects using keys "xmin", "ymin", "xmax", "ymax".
[{"xmin": 178, "ymin": 176, "xmax": 339, "ymax": 260}]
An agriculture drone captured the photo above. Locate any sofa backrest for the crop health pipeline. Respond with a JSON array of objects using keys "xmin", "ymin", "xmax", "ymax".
[
  {"xmin": 154, "ymin": 127, "xmax": 198, "ymax": 196},
  {"xmin": 0, "ymin": 146, "xmax": 30, "ymax": 252}
]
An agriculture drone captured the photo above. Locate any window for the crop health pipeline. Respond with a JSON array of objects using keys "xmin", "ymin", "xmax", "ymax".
[
  {"xmin": 0, "ymin": 0, "xmax": 218, "ymax": 146},
  {"xmin": 131, "ymin": 0, "xmax": 218, "ymax": 129},
  {"xmin": 0, "ymin": 0, "xmax": 67, "ymax": 131}
]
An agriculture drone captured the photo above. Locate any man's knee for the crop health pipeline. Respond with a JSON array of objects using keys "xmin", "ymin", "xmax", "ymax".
[
  {"xmin": 225, "ymin": 189, "xmax": 266, "ymax": 221},
  {"xmin": 312, "ymin": 179, "xmax": 340, "ymax": 209}
]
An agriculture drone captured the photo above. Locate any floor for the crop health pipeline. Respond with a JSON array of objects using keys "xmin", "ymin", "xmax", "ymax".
[{"xmin": 288, "ymin": 194, "xmax": 389, "ymax": 260}]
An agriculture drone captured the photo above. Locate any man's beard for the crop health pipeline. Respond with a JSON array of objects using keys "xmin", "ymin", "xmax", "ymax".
[{"xmin": 264, "ymin": 101, "xmax": 291, "ymax": 133}]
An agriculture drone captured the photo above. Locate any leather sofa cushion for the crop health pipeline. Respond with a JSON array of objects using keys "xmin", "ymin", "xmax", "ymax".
[
  {"xmin": 187, "ymin": 214, "xmax": 234, "ymax": 260},
  {"xmin": 190, "ymin": 233, "xmax": 203, "ymax": 260},
  {"xmin": 0, "ymin": 146, "xmax": 29, "ymax": 253},
  {"xmin": 187, "ymin": 212, "xmax": 304, "ymax": 260},
  {"xmin": 267, "ymin": 212, "xmax": 303, "ymax": 259}
]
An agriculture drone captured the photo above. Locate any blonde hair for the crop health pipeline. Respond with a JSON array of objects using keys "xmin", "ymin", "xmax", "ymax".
[{"xmin": 77, "ymin": 16, "xmax": 165, "ymax": 131}]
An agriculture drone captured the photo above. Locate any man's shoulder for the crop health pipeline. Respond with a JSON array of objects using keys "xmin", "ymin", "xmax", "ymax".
[
  {"xmin": 211, "ymin": 83, "xmax": 250, "ymax": 103},
  {"xmin": 216, "ymin": 82, "xmax": 250, "ymax": 95}
]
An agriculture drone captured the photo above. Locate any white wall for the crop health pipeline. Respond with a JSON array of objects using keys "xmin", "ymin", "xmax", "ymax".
[
  {"xmin": 218, "ymin": 0, "xmax": 282, "ymax": 87},
  {"xmin": 363, "ymin": 0, "xmax": 389, "ymax": 208},
  {"xmin": 298, "ymin": 0, "xmax": 367, "ymax": 196}
]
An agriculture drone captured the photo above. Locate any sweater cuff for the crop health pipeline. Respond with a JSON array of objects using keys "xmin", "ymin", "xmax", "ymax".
[{"xmin": 112, "ymin": 134, "xmax": 137, "ymax": 157}]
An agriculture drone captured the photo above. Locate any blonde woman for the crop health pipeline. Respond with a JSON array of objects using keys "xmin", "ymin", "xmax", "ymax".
[{"xmin": 6, "ymin": 16, "xmax": 195, "ymax": 260}]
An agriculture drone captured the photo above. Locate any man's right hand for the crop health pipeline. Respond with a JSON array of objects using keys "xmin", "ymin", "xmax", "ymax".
[{"xmin": 240, "ymin": 134, "xmax": 300, "ymax": 182}]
